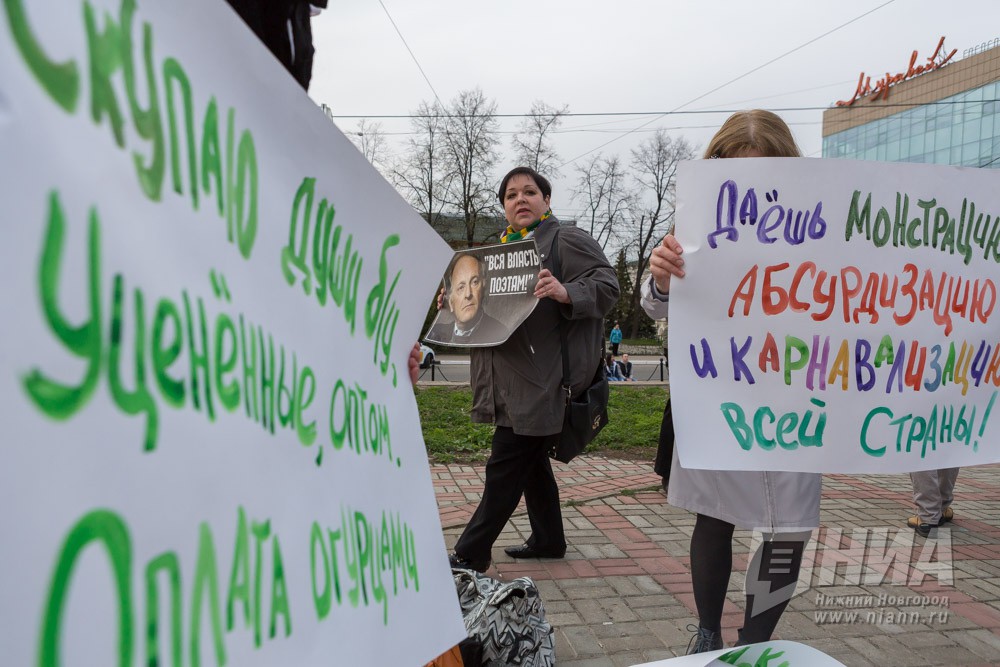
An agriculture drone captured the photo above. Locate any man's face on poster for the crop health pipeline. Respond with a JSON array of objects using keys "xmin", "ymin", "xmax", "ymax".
[{"xmin": 448, "ymin": 255, "xmax": 484, "ymax": 327}]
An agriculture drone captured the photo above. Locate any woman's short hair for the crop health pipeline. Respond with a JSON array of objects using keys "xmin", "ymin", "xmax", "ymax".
[
  {"xmin": 497, "ymin": 166, "xmax": 552, "ymax": 202},
  {"xmin": 703, "ymin": 110, "xmax": 801, "ymax": 159}
]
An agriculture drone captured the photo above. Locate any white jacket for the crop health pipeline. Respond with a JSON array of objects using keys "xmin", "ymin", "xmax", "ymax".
[{"xmin": 641, "ymin": 276, "xmax": 821, "ymax": 531}]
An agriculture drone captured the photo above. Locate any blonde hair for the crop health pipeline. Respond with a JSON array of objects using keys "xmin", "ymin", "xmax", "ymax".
[{"xmin": 703, "ymin": 110, "xmax": 801, "ymax": 159}]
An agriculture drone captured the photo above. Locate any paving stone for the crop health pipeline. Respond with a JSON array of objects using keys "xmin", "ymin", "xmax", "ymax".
[
  {"xmin": 910, "ymin": 643, "xmax": 992, "ymax": 664},
  {"xmin": 558, "ymin": 658, "xmax": 610, "ymax": 667},
  {"xmin": 544, "ymin": 599, "xmax": 574, "ymax": 614},
  {"xmin": 625, "ymin": 594, "xmax": 676, "ymax": 609},
  {"xmin": 634, "ymin": 604, "xmax": 695, "ymax": 621},
  {"xmin": 547, "ymin": 611, "xmax": 584, "ymax": 626},
  {"xmin": 598, "ymin": 599, "xmax": 640, "ymax": 623},
  {"xmin": 843, "ymin": 636, "xmax": 920, "ymax": 665},
  {"xmin": 802, "ymin": 637, "xmax": 877, "ymax": 666},
  {"xmin": 558, "ymin": 576, "xmax": 610, "ymax": 590},
  {"xmin": 596, "ymin": 632, "xmax": 666, "ymax": 652},
  {"xmin": 430, "ymin": 456, "xmax": 1000, "ymax": 666},
  {"xmin": 948, "ymin": 628, "xmax": 1000, "ymax": 661},
  {"xmin": 966, "ymin": 628, "xmax": 1000, "ymax": 651},
  {"xmin": 572, "ymin": 598, "xmax": 615, "ymax": 625},
  {"xmin": 552, "ymin": 627, "xmax": 576, "ymax": 660},
  {"xmin": 775, "ymin": 610, "xmax": 838, "ymax": 639},
  {"xmin": 884, "ymin": 629, "xmax": 956, "ymax": 647},
  {"xmin": 534, "ymin": 579, "xmax": 566, "ymax": 601},
  {"xmin": 592, "ymin": 619, "xmax": 653, "ymax": 639},
  {"xmin": 644, "ymin": 619, "xmax": 695, "ymax": 649},
  {"xmin": 565, "ymin": 584, "xmax": 618, "ymax": 600},
  {"xmin": 966, "ymin": 577, "xmax": 1000, "ymax": 599},
  {"xmin": 637, "ymin": 648, "xmax": 681, "ymax": 662},
  {"xmin": 559, "ymin": 624, "xmax": 605, "ymax": 657},
  {"xmin": 606, "ymin": 575, "xmax": 642, "ymax": 596},
  {"xmin": 625, "ymin": 514, "xmax": 653, "ymax": 528}
]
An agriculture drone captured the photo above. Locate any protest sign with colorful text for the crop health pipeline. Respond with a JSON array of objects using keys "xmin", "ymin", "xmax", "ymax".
[{"xmin": 670, "ymin": 159, "xmax": 1000, "ymax": 473}]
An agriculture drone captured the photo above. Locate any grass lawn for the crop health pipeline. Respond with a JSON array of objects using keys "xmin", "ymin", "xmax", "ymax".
[{"xmin": 416, "ymin": 384, "xmax": 669, "ymax": 464}]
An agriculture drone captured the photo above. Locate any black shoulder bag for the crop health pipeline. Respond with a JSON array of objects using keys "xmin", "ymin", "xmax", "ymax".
[{"xmin": 547, "ymin": 228, "xmax": 610, "ymax": 464}]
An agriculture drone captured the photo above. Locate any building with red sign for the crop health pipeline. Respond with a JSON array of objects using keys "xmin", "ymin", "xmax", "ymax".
[{"xmin": 822, "ymin": 37, "xmax": 1000, "ymax": 168}]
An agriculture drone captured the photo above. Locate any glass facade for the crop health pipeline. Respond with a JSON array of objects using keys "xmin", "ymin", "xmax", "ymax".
[{"xmin": 823, "ymin": 80, "xmax": 1000, "ymax": 168}]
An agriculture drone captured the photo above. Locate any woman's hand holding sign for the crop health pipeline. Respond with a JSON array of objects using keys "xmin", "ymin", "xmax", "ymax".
[
  {"xmin": 408, "ymin": 342, "xmax": 422, "ymax": 385},
  {"xmin": 534, "ymin": 268, "xmax": 569, "ymax": 304},
  {"xmin": 649, "ymin": 233, "xmax": 685, "ymax": 293}
]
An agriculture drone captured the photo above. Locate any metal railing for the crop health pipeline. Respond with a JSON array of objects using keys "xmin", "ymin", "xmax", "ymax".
[
  {"xmin": 416, "ymin": 358, "xmax": 669, "ymax": 383},
  {"xmin": 418, "ymin": 360, "xmax": 449, "ymax": 382},
  {"xmin": 640, "ymin": 358, "xmax": 668, "ymax": 382},
  {"xmin": 616, "ymin": 358, "xmax": 668, "ymax": 382}
]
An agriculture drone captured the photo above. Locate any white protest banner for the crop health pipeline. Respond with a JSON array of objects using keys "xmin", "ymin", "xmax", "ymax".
[
  {"xmin": 0, "ymin": 1, "xmax": 464, "ymax": 665},
  {"xmin": 631, "ymin": 640, "xmax": 846, "ymax": 666},
  {"xmin": 670, "ymin": 159, "xmax": 1000, "ymax": 473}
]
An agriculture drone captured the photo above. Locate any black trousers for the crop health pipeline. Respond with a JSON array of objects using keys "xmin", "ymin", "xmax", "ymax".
[
  {"xmin": 454, "ymin": 427, "xmax": 565, "ymax": 562},
  {"xmin": 225, "ymin": 0, "xmax": 320, "ymax": 89}
]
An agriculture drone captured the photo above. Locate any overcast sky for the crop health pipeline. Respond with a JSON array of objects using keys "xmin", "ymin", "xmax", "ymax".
[{"xmin": 309, "ymin": 0, "xmax": 998, "ymax": 220}]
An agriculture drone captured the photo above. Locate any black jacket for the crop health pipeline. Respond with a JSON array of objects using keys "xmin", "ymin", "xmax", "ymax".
[{"xmin": 470, "ymin": 218, "xmax": 618, "ymax": 436}]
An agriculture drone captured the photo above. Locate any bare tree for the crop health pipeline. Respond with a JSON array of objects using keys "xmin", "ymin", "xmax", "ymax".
[
  {"xmin": 624, "ymin": 131, "xmax": 695, "ymax": 336},
  {"xmin": 442, "ymin": 88, "xmax": 500, "ymax": 248},
  {"xmin": 572, "ymin": 153, "xmax": 631, "ymax": 251},
  {"xmin": 350, "ymin": 119, "xmax": 390, "ymax": 176},
  {"xmin": 391, "ymin": 101, "xmax": 450, "ymax": 229},
  {"xmin": 511, "ymin": 101, "xmax": 568, "ymax": 179}
]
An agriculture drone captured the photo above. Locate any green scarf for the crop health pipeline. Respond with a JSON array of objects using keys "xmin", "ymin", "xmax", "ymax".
[{"xmin": 501, "ymin": 210, "xmax": 551, "ymax": 244}]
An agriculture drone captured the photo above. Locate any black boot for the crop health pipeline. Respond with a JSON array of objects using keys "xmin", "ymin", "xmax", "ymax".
[{"xmin": 686, "ymin": 624, "xmax": 723, "ymax": 654}]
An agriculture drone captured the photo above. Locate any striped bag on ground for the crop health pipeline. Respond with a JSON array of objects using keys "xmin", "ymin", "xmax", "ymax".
[{"xmin": 453, "ymin": 569, "xmax": 555, "ymax": 666}]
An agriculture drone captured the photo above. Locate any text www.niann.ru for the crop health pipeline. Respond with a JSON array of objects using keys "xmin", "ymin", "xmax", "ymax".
[{"xmin": 814, "ymin": 609, "xmax": 950, "ymax": 625}]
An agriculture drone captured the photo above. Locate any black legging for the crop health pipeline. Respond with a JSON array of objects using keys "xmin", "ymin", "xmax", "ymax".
[{"xmin": 690, "ymin": 513, "xmax": 808, "ymax": 643}]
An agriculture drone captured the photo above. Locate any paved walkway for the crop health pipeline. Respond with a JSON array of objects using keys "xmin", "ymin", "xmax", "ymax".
[{"xmin": 432, "ymin": 456, "xmax": 1000, "ymax": 666}]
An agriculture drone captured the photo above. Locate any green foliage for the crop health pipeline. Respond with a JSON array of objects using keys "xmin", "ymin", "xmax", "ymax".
[
  {"xmin": 623, "ymin": 338, "xmax": 660, "ymax": 347},
  {"xmin": 415, "ymin": 386, "xmax": 494, "ymax": 462},
  {"xmin": 629, "ymin": 308, "xmax": 659, "ymax": 340},
  {"xmin": 606, "ymin": 250, "xmax": 658, "ymax": 340},
  {"xmin": 415, "ymin": 384, "xmax": 669, "ymax": 463},
  {"xmin": 607, "ymin": 249, "xmax": 634, "ymax": 336},
  {"xmin": 590, "ymin": 385, "xmax": 668, "ymax": 456}
]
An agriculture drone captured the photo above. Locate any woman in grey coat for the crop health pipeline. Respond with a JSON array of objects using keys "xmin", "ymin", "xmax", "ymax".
[
  {"xmin": 448, "ymin": 166, "xmax": 619, "ymax": 573},
  {"xmin": 641, "ymin": 110, "xmax": 820, "ymax": 653}
]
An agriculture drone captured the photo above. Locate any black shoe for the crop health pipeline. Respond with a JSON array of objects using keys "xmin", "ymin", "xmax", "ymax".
[
  {"xmin": 733, "ymin": 629, "xmax": 752, "ymax": 647},
  {"xmin": 913, "ymin": 522, "xmax": 937, "ymax": 538},
  {"xmin": 686, "ymin": 624, "xmax": 723, "ymax": 654},
  {"xmin": 449, "ymin": 552, "xmax": 490, "ymax": 573},
  {"xmin": 503, "ymin": 544, "xmax": 566, "ymax": 559}
]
